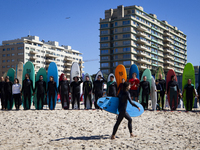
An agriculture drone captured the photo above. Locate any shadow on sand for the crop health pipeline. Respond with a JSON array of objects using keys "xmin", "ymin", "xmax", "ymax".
[{"xmin": 51, "ymin": 135, "xmax": 111, "ymax": 141}]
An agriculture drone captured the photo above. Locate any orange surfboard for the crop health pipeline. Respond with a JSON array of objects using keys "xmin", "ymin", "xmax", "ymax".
[{"xmin": 115, "ymin": 64, "xmax": 127, "ymax": 95}]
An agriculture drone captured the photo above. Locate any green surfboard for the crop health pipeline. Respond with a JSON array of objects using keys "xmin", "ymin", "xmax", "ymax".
[
  {"xmin": 155, "ymin": 66, "xmax": 166, "ymax": 109},
  {"xmin": 6, "ymin": 68, "xmax": 15, "ymax": 110},
  {"xmin": 182, "ymin": 63, "xmax": 195, "ymax": 111},
  {"xmin": 34, "ymin": 68, "xmax": 47, "ymax": 110},
  {"xmin": 139, "ymin": 69, "xmax": 152, "ymax": 109},
  {"xmin": 22, "ymin": 61, "xmax": 35, "ymax": 110}
]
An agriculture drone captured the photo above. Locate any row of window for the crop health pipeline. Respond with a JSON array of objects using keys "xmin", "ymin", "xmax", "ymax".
[
  {"xmin": 2, "ymin": 47, "xmax": 24, "ymax": 51},
  {"xmin": 2, "ymin": 53, "xmax": 23, "ymax": 57}
]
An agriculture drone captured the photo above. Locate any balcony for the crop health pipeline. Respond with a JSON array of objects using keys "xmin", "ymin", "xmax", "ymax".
[
  {"xmin": 163, "ymin": 37, "xmax": 172, "ymax": 43},
  {"xmin": 137, "ymin": 59, "xmax": 148, "ymax": 64},
  {"xmin": 164, "ymin": 66, "xmax": 174, "ymax": 70},
  {"xmin": 137, "ymin": 45, "xmax": 147, "ymax": 51},
  {"xmin": 30, "ymin": 50, "xmax": 38, "ymax": 54},
  {"xmin": 164, "ymin": 60, "xmax": 174, "ymax": 65},
  {"xmin": 64, "ymin": 62, "xmax": 72, "ymax": 66},
  {"xmin": 164, "ymin": 49, "xmax": 173, "ymax": 54},
  {"xmin": 30, "ymin": 56, "xmax": 37, "ymax": 60},
  {"xmin": 32, "ymin": 62, "xmax": 40, "ymax": 65},
  {"xmin": 175, "ymin": 65, "xmax": 184, "ymax": 69},
  {"xmin": 138, "ymin": 65, "xmax": 147, "ymax": 69},
  {"xmin": 164, "ymin": 55, "xmax": 173, "ymax": 60},
  {"xmin": 79, "ymin": 60, "xmax": 84, "ymax": 64},
  {"xmin": 137, "ymin": 32, "xmax": 147, "ymax": 38},
  {"xmin": 137, "ymin": 39, "xmax": 148, "ymax": 45},
  {"xmin": 163, "ymin": 32, "xmax": 172, "ymax": 38},
  {"xmin": 64, "ymin": 68, "xmax": 70, "ymax": 71},
  {"xmin": 137, "ymin": 51, "xmax": 146, "ymax": 56},
  {"xmin": 137, "ymin": 25, "xmax": 147, "ymax": 32},
  {"xmin": 80, "ymin": 65, "xmax": 84, "ymax": 68},
  {"xmin": 46, "ymin": 59, "xmax": 56, "ymax": 63},
  {"xmin": 45, "ymin": 53, "xmax": 58, "ymax": 58},
  {"xmin": 163, "ymin": 44, "xmax": 173, "ymax": 49},
  {"xmin": 64, "ymin": 57, "xmax": 73, "ymax": 61}
]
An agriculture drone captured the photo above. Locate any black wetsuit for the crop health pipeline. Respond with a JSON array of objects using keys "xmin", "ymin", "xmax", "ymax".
[
  {"xmin": 35, "ymin": 80, "xmax": 46, "ymax": 110},
  {"xmin": 167, "ymin": 80, "xmax": 179, "ymax": 110},
  {"xmin": 159, "ymin": 79, "xmax": 166, "ymax": 110},
  {"xmin": 197, "ymin": 85, "xmax": 200, "ymax": 105},
  {"xmin": 58, "ymin": 80, "xmax": 70, "ymax": 109},
  {"xmin": 47, "ymin": 81, "xmax": 58, "ymax": 109},
  {"xmin": 4, "ymin": 81, "xmax": 13, "ymax": 110},
  {"xmin": 107, "ymin": 82, "xmax": 117, "ymax": 97},
  {"xmin": 70, "ymin": 78, "xmax": 83, "ymax": 109},
  {"xmin": 0, "ymin": 81, "xmax": 6, "ymax": 109},
  {"xmin": 21, "ymin": 79, "xmax": 33, "ymax": 110},
  {"xmin": 184, "ymin": 84, "xmax": 194, "ymax": 111},
  {"xmin": 139, "ymin": 81, "xmax": 150, "ymax": 109},
  {"xmin": 93, "ymin": 78, "xmax": 106, "ymax": 109},
  {"xmin": 112, "ymin": 91, "xmax": 138, "ymax": 136},
  {"xmin": 83, "ymin": 80, "xmax": 93, "ymax": 109}
]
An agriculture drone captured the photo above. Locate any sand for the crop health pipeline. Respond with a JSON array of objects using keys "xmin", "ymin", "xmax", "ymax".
[{"xmin": 0, "ymin": 102, "xmax": 200, "ymax": 150}]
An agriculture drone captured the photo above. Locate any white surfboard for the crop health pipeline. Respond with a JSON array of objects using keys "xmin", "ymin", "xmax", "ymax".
[
  {"xmin": 83, "ymin": 73, "xmax": 93, "ymax": 109},
  {"xmin": 70, "ymin": 62, "xmax": 80, "ymax": 109},
  {"xmin": 151, "ymin": 77, "xmax": 157, "ymax": 110}
]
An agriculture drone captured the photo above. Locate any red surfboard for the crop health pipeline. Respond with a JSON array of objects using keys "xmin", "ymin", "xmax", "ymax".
[
  {"xmin": 166, "ymin": 69, "xmax": 179, "ymax": 110},
  {"xmin": 59, "ymin": 73, "xmax": 69, "ymax": 109}
]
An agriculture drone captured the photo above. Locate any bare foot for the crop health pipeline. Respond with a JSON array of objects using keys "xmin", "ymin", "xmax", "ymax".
[
  {"xmin": 111, "ymin": 135, "xmax": 115, "ymax": 140},
  {"xmin": 130, "ymin": 133, "xmax": 137, "ymax": 138}
]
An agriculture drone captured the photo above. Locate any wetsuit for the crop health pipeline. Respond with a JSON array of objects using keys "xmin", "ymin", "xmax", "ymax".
[
  {"xmin": 197, "ymin": 85, "xmax": 200, "ymax": 105},
  {"xmin": 35, "ymin": 80, "xmax": 46, "ymax": 110},
  {"xmin": 156, "ymin": 83, "xmax": 162, "ymax": 109},
  {"xmin": 139, "ymin": 81, "xmax": 150, "ymax": 109},
  {"xmin": 21, "ymin": 79, "xmax": 34, "ymax": 110},
  {"xmin": 158, "ymin": 79, "xmax": 166, "ymax": 110},
  {"xmin": 184, "ymin": 84, "xmax": 195, "ymax": 111},
  {"xmin": 107, "ymin": 81, "xmax": 117, "ymax": 97},
  {"xmin": 47, "ymin": 81, "xmax": 58, "ymax": 109},
  {"xmin": 58, "ymin": 80, "xmax": 70, "ymax": 109},
  {"xmin": 93, "ymin": 77, "xmax": 106, "ymax": 109},
  {"xmin": 167, "ymin": 80, "xmax": 179, "ymax": 110},
  {"xmin": 83, "ymin": 80, "xmax": 93, "ymax": 109},
  {"xmin": 112, "ymin": 91, "xmax": 139, "ymax": 136},
  {"xmin": 4, "ymin": 81, "xmax": 13, "ymax": 110},
  {"xmin": 70, "ymin": 78, "xmax": 83, "ymax": 109},
  {"xmin": 12, "ymin": 83, "xmax": 21, "ymax": 110},
  {"xmin": 0, "ymin": 81, "xmax": 6, "ymax": 110}
]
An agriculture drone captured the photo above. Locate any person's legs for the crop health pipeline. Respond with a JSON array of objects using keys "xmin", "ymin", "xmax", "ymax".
[
  {"xmin": 112, "ymin": 111, "xmax": 125, "ymax": 136},
  {"xmin": 72, "ymin": 93, "xmax": 76, "ymax": 109},
  {"xmin": 40, "ymin": 93, "xmax": 44, "ymax": 110},
  {"xmin": 89, "ymin": 94, "xmax": 92, "ymax": 109},
  {"xmin": 66, "ymin": 94, "xmax": 69, "ymax": 109},
  {"xmin": 61, "ymin": 93, "xmax": 65, "ymax": 109},
  {"xmin": 28, "ymin": 93, "xmax": 32, "ymax": 109},
  {"xmin": 141, "ymin": 94, "xmax": 145, "ymax": 109},
  {"xmin": 145, "ymin": 94, "xmax": 149, "ymax": 109},
  {"xmin": 84, "ymin": 93, "xmax": 87, "ymax": 109},
  {"xmin": 124, "ymin": 112, "xmax": 133, "ymax": 134},
  {"xmin": 23, "ymin": 93, "xmax": 27, "ymax": 110},
  {"xmin": 94, "ymin": 92, "xmax": 99, "ymax": 109},
  {"xmin": 37, "ymin": 93, "xmax": 40, "ymax": 110},
  {"xmin": 52, "ymin": 93, "xmax": 55, "ymax": 109},
  {"xmin": 17, "ymin": 94, "xmax": 21, "ymax": 110},
  {"xmin": 13, "ymin": 94, "xmax": 17, "ymax": 109}
]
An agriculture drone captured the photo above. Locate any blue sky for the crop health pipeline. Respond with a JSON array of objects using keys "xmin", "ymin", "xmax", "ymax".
[{"xmin": 0, "ymin": 0, "xmax": 199, "ymax": 75}]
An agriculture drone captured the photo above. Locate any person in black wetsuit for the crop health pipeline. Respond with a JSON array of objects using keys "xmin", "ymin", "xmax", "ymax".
[
  {"xmin": 167, "ymin": 75, "xmax": 179, "ymax": 110},
  {"xmin": 4, "ymin": 76, "xmax": 13, "ymax": 110},
  {"xmin": 107, "ymin": 75, "xmax": 117, "ymax": 97},
  {"xmin": 0, "ymin": 76, "xmax": 6, "ymax": 110},
  {"xmin": 158, "ymin": 74, "xmax": 166, "ymax": 110},
  {"xmin": 47, "ymin": 76, "xmax": 58, "ymax": 110},
  {"xmin": 21, "ymin": 73, "xmax": 34, "ymax": 110},
  {"xmin": 111, "ymin": 82, "xmax": 140, "ymax": 140},
  {"xmin": 34, "ymin": 75, "xmax": 46, "ymax": 110},
  {"xmin": 93, "ymin": 75, "xmax": 106, "ymax": 109},
  {"xmin": 182, "ymin": 79, "xmax": 197, "ymax": 111},
  {"xmin": 155, "ymin": 79, "xmax": 162, "ymax": 110},
  {"xmin": 58, "ymin": 75, "xmax": 70, "ymax": 109},
  {"xmin": 139, "ymin": 76, "xmax": 150, "ymax": 109},
  {"xmin": 117, "ymin": 78, "xmax": 125, "ymax": 94},
  {"xmin": 70, "ymin": 76, "xmax": 83, "ymax": 109},
  {"xmin": 82, "ymin": 75, "xmax": 93, "ymax": 109}
]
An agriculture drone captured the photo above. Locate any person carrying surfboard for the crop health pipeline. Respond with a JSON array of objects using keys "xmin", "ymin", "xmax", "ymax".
[
  {"xmin": 158, "ymin": 74, "xmax": 166, "ymax": 110},
  {"xmin": 4, "ymin": 76, "xmax": 13, "ymax": 110},
  {"xmin": 93, "ymin": 75, "xmax": 106, "ymax": 109},
  {"xmin": 139, "ymin": 76, "xmax": 150, "ymax": 110},
  {"xmin": 47, "ymin": 76, "xmax": 58, "ymax": 110},
  {"xmin": 166, "ymin": 75, "xmax": 180, "ymax": 110},
  {"xmin": 0, "ymin": 76, "xmax": 6, "ymax": 110},
  {"xmin": 34, "ymin": 75, "xmax": 46, "ymax": 110},
  {"xmin": 82, "ymin": 75, "xmax": 93, "ymax": 109},
  {"xmin": 58, "ymin": 75, "xmax": 70, "ymax": 110},
  {"xmin": 21, "ymin": 73, "xmax": 34, "ymax": 110},
  {"xmin": 182, "ymin": 79, "xmax": 197, "ymax": 111},
  {"xmin": 107, "ymin": 75, "xmax": 117, "ymax": 97},
  {"xmin": 129, "ymin": 73, "xmax": 140, "ymax": 102},
  {"xmin": 111, "ymin": 82, "xmax": 140, "ymax": 140},
  {"xmin": 70, "ymin": 76, "xmax": 83, "ymax": 109},
  {"xmin": 12, "ymin": 78, "xmax": 21, "ymax": 110}
]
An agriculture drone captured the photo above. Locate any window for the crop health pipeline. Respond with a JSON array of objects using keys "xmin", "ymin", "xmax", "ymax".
[
  {"xmin": 7, "ymin": 65, "xmax": 10, "ymax": 68},
  {"xmin": 7, "ymin": 48, "xmax": 10, "ymax": 51},
  {"xmin": 123, "ymin": 27, "xmax": 130, "ymax": 32},
  {"xmin": 25, "ymin": 47, "xmax": 29, "ymax": 50},
  {"xmin": 101, "ymin": 37, "xmax": 108, "ymax": 41},
  {"xmin": 3, "ymin": 49, "xmax": 5, "ymax": 51},
  {"xmin": 115, "ymin": 35, "xmax": 118, "ymax": 39},
  {"xmin": 101, "ymin": 30, "xmax": 108, "ymax": 35},
  {"xmin": 36, "ymin": 61, "xmax": 40, "ymax": 63},
  {"xmin": 7, "ymin": 60, "xmax": 10, "ymax": 62},
  {"xmin": 2, "ymin": 54, "xmax": 6, "ymax": 57},
  {"xmin": 123, "ymin": 61, "xmax": 131, "ymax": 66},
  {"xmin": 101, "ymin": 24, "xmax": 108, "ymax": 28},
  {"xmin": 123, "ymin": 34, "xmax": 130, "ymax": 38},
  {"xmin": 11, "ymin": 54, "xmax": 15, "ymax": 56},
  {"xmin": 18, "ymin": 53, "xmax": 23, "ymax": 55},
  {"xmin": 11, "ymin": 48, "xmax": 14, "ymax": 50},
  {"xmin": 17, "ymin": 47, "xmax": 23, "ymax": 50},
  {"xmin": 101, "ymin": 63, "xmax": 109, "ymax": 67},
  {"xmin": 123, "ymin": 54, "xmax": 131, "ymax": 59},
  {"xmin": 57, "ymin": 59, "xmax": 61, "ymax": 62},
  {"xmin": 115, "ymin": 29, "xmax": 118, "ymax": 33},
  {"xmin": 11, "ymin": 59, "xmax": 14, "ymax": 62},
  {"xmin": 11, "ymin": 65, "xmax": 14, "ymax": 67},
  {"xmin": 101, "ymin": 56, "xmax": 108, "ymax": 60},
  {"xmin": 123, "ymin": 41, "xmax": 130, "ymax": 45},
  {"xmin": 2, "ymin": 60, "xmax": 5, "ymax": 63},
  {"xmin": 101, "ymin": 50, "xmax": 108, "ymax": 54},
  {"xmin": 101, "ymin": 43, "xmax": 108, "ymax": 48},
  {"xmin": 7, "ymin": 54, "xmax": 10, "ymax": 56},
  {"xmin": 2, "ymin": 66, "xmax": 5, "ymax": 68},
  {"xmin": 115, "ymin": 22, "xmax": 118, "ymax": 26},
  {"xmin": 115, "ymin": 49, "xmax": 118, "ymax": 53},
  {"xmin": 123, "ymin": 47, "xmax": 131, "ymax": 52},
  {"xmin": 115, "ymin": 55, "xmax": 118, "ymax": 59},
  {"xmin": 36, "ymin": 55, "xmax": 40, "ymax": 58},
  {"xmin": 115, "ymin": 42, "xmax": 118, "ymax": 46},
  {"xmin": 102, "ymin": 69, "xmax": 109, "ymax": 74},
  {"xmin": 38, "ymin": 44, "xmax": 42, "ymax": 47},
  {"xmin": 41, "ymin": 50, "xmax": 45, "ymax": 53},
  {"xmin": 132, "ymin": 9, "xmax": 135, "ymax": 13},
  {"xmin": 123, "ymin": 20, "xmax": 130, "ymax": 25}
]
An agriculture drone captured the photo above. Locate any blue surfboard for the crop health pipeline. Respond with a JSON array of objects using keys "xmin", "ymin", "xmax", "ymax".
[
  {"xmin": 129, "ymin": 64, "xmax": 139, "ymax": 80},
  {"xmin": 97, "ymin": 97, "xmax": 144, "ymax": 117},
  {"xmin": 47, "ymin": 62, "xmax": 58, "ymax": 110}
]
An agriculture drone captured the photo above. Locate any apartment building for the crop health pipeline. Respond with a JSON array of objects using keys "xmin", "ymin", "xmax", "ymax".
[
  {"xmin": 99, "ymin": 5, "xmax": 187, "ymax": 75},
  {"xmin": 0, "ymin": 35, "xmax": 84, "ymax": 79}
]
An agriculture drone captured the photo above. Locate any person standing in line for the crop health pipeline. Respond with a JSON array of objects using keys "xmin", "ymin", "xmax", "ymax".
[
  {"xmin": 107, "ymin": 75, "xmax": 117, "ymax": 97},
  {"xmin": 4, "ymin": 76, "xmax": 13, "ymax": 110},
  {"xmin": 129, "ymin": 73, "xmax": 140, "ymax": 102},
  {"xmin": 0, "ymin": 77, "xmax": 6, "ymax": 110},
  {"xmin": 12, "ymin": 78, "xmax": 21, "ymax": 110},
  {"xmin": 139, "ymin": 76, "xmax": 150, "ymax": 109},
  {"xmin": 158, "ymin": 74, "xmax": 166, "ymax": 110}
]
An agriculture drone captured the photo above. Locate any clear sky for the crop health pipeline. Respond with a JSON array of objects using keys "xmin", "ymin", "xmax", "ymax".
[{"xmin": 0, "ymin": 0, "xmax": 199, "ymax": 75}]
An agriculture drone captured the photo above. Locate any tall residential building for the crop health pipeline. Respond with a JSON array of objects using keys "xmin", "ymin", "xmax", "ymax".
[
  {"xmin": 99, "ymin": 5, "xmax": 187, "ymax": 75},
  {"xmin": 0, "ymin": 35, "xmax": 84, "ymax": 79}
]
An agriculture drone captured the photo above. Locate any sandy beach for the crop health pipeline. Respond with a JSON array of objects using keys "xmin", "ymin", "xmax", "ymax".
[{"xmin": 0, "ymin": 102, "xmax": 200, "ymax": 150}]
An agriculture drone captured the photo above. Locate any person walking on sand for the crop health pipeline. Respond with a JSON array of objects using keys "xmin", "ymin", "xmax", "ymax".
[
  {"xmin": 182, "ymin": 79, "xmax": 197, "ymax": 111},
  {"xmin": 0, "ymin": 76, "xmax": 6, "ymax": 110},
  {"xmin": 129, "ymin": 73, "xmax": 140, "ymax": 102},
  {"xmin": 93, "ymin": 75, "xmax": 106, "ymax": 109},
  {"xmin": 139, "ymin": 76, "xmax": 150, "ymax": 110},
  {"xmin": 70, "ymin": 76, "xmax": 83, "ymax": 109},
  {"xmin": 12, "ymin": 78, "xmax": 21, "ymax": 110},
  {"xmin": 107, "ymin": 75, "xmax": 117, "ymax": 97},
  {"xmin": 111, "ymin": 82, "xmax": 140, "ymax": 140}
]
